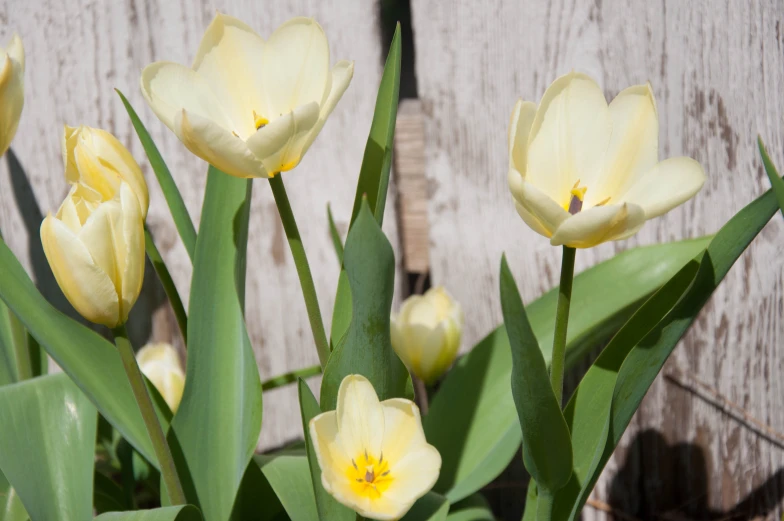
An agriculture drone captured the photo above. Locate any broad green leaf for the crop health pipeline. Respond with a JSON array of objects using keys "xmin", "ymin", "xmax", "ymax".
[
  {"xmin": 321, "ymin": 200, "xmax": 409, "ymax": 410},
  {"xmin": 758, "ymin": 137, "xmax": 784, "ymax": 219},
  {"xmin": 94, "ymin": 506, "xmax": 202, "ymax": 521},
  {"xmin": 0, "ymin": 298, "xmax": 28, "ymax": 385},
  {"xmin": 445, "ymin": 495, "xmax": 495, "ymax": 521},
  {"xmin": 229, "ymin": 460, "xmax": 284, "ymax": 521},
  {"xmin": 171, "ymin": 168, "xmax": 262, "ymax": 521},
  {"xmin": 254, "ymin": 454, "xmax": 318, "ymax": 521},
  {"xmin": 327, "ymin": 204, "xmax": 343, "ymax": 265},
  {"xmin": 298, "ymin": 380, "xmax": 354, "ymax": 520},
  {"xmin": 0, "ymin": 239, "xmax": 165, "ymax": 464},
  {"xmin": 500, "ymin": 256, "xmax": 572, "ymax": 492},
  {"xmin": 401, "ymin": 492, "xmax": 449, "ymax": 521},
  {"xmin": 0, "ymin": 470, "xmax": 28, "ymax": 521},
  {"xmin": 94, "ymin": 472, "xmax": 128, "ymax": 514},
  {"xmin": 558, "ymin": 171, "xmax": 784, "ymax": 521},
  {"xmin": 0, "ymin": 374, "xmax": 96, "ymax": 521},
  {"xmin": 117, "ymin": 90, "xmax": 197, "ymax": 259},
  {"xmin": 426, "ymin": 236, "xmax": 712, "ymax": 503},
  {"xmin": 331, "ymin": 24, "xmax": 401, "ymax": 351}
]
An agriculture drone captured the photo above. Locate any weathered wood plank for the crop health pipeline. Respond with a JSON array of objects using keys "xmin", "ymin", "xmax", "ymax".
[
  {"xmin": 0, "ymin": 0, "xmax": 400, "ymax": 450},
  {"xmin": 411, "ymin": 0, "xmax": 784, "ymax": 518}
]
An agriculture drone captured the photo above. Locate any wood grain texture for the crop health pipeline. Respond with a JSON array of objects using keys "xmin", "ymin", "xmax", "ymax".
[
  {"xmin": 0, "ymin": 0, "xmax": 404, "ymax": 450},
  {"xmin": 410, "ymin": 0, "xmax": 784, "ymax": 519}
]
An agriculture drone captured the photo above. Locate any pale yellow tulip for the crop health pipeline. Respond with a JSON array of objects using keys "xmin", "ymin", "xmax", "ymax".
[
  {"xmin": 309, "ymin": 375, "xmax": 441, "ymax": 520},
  {"xmin": 136, "ymin": 342, "xmax": 186, "ymax": 413},
  {"xmin": 63, "ymin": 125, "xmax": 149, "ymax": 218},
  {"xmin": 40, "ymin": 182, "xmax": 145, "ymax": 328},
  {"xmin": 0, "ymin": 34, "xmax": 24, "ymax": 156},
  {"xmin": 507, "ymin": 73, "xmax": 706, "ymax": 248},
  {"xmin": 140, "ymin": 13, "xmax": 353, "ymax": 179},
  {"xmin": 390, "ymin": 287, "xmax": 463, "ymax": 385}
]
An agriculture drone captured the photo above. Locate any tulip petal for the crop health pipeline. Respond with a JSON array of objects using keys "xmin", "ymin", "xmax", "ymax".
[
  {"xmin": 550, "ymin": 203, "xmax": 646, "ymax": 248},
  {"xmin": 310, "ymin": 410, "xmax": 352, "ymax": 475},
  {"xmin": 177, "ymin": 109, "xmax": 268, "ymax": 178},
  {"xmin": 261, "ymin": 17, "xmax": 331, "ymax": 115},
  {"xmin": 90, "ymin": 128, "xmax": 149, "ymax": 217},
  {"xmin": 192, "ymin": 13, "xmax": 267, "ymax": 137},
  {"xmin": 508, "ymin": 99, "xmax": 537, "ymax": 173},
  {"xmin": 119, "ymin": 183, "xmax": 145, "ymax": 324},
  {"xmin": 298, "ymin": 60, "xmax": 354, "ymax": 156},
  {"xmin": 618, "ymin": 157, "xmax": 706, "ymax": 219},
  {"xmin": 5, "ymin": 34, "xmax": 24, "ymax": 72},
  {"xmin": 140, "ymin": 61, "xmax": 234, "ymax": 134},
  {"xmin": 245, "ymin": 101, "xmax": 319, "ymax": 174},
  {"xmin": 380, "ymin": 399, "xmax": 426, "ymax": 463},
  {"xmin": 40, "ymin": 215, "xmax": 119, "ymax": 327},
  {"xmin": 381, "ymin": 444, "xmax": 441, "ymax": 506},
  {"xmin": 508, "ymin": 172, "xmax": 570, "ymax": 237},
  {"xmin": 0, "ymin": 52, "xmax": 24, "ymax": 156},
  {"xmin": 77, "ymin": 199, "xmax": 124, "ymax": 298},
  {"xmin": 336, "ymin": 375, "xmax": 384, "ymax": 460},
  {"xmin": 589, "ymin": 83, "xmax": 659, "ymax": 206},
  {"xmin": 513, "ymin": 201, "xmax": 552, "ymax": 238},
  {"xmin": 526, "ymin": 72, "xmax": 612, "ymax": 203}
]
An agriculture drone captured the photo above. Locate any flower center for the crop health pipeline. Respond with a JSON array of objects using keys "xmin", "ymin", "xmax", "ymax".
[
  {"xmin": 347, "ymin": 449, "xmax": 393, "ymax": 499},
  {"xmin": 566, "ymin": 180, "xmax": 587, "ymax": 214}
]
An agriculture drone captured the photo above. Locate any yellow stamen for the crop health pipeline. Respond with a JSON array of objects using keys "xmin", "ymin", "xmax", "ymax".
[
  {"xmin": 347, "ymin": 450, "xmax": 393, "ymax": 500},
  {"xmin": 594, "ymin": 196, "xmax": 611, "ymax": 207},
  {"xmin": 253, "ymin": 110, "xmax": 269, "ymax": 130}
]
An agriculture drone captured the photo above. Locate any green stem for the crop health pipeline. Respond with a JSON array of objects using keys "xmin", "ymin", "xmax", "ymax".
[
  {"xmin": 268, "ymin": 175, "xmax": 330, "ymax": 367},
  {"xmin": 112, "ymin": 324, "xmax": 186, "ymax": 505},
  {"xmin": 536, "ymin": 488, "xmax": 554, "ymax": 521},
  {"xmin": 262, "ymin": 364, "xmax": 322, "ymax": 391},
  {"xmin": 550, "ymin": 246, "xmax": 576, "ymax": 407},
  {"xmin": 144, "ymin": 226, "xmax": 188, "ymax": 343}
]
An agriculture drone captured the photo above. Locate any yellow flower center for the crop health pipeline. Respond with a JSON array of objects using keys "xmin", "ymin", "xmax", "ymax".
[
  {"xmin": 253, "ymin": 110, "xmax": 269, "ymax": 130},
  {"xmin": 347, "ymin": 450, "xmax": 393, "ymax": 499},
  {"xmin": 566, "ymin": 180, "xmax": 587, "ymax": 214}
]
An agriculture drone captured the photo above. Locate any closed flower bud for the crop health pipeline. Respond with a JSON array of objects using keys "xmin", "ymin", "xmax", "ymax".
[
  {"xmin": 136, "ymin": 342, "xmax": 186, "ymax": 413},
  {"xmin": 0, "ymin": 34, "xmax": 24, "ymax": 157},
  {"xmin": 63, "ymin": 125, "xmax": 149, "ymax": 218},
  {"xmin": 391, "ymin": 287, "xmax": 463, "ymax": 385},
  {"xmin": 40, "ymin": 182, "xmax": 145, "ymax": 328}
]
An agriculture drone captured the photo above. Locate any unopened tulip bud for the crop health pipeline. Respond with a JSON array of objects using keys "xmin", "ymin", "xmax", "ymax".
[
  {"xmin": 136, "ymin": 342, "xmax": 186, "ymax": 413},
  {"xmin": 0, "ymin": 34, "xmax": 24, "ymax": 157}
]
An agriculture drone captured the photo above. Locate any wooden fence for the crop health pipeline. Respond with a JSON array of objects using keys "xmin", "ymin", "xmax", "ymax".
[{"xmin": 1, "ymin": 1, "xmax": 783, "ymax": 519}]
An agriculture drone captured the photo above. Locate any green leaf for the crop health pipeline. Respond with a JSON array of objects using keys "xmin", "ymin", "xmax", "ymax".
[
  {"xmin": 445, "ymin": 494, "xmax": 495, "ymax": 521},
  {"xmin": 0, "ymin": 469, "xmax": 28, "ymax": 521},
  {"xmin": 229, "ymin": 460, "xmax": 285, "ymax": 521},
  {"xmin": 400, "ymin": 492, "xmax": 449, "ymax": 521},
  {"xmin": 426, "ymin": 236, "xmax": 712, "ymax": 503},
  {"xmin": 298, "ymin": 380, "xmax": 354, "ymax": 520},
  {"xmin": 116, "ymin": 90, "xmax": 197, "ymax": 259},
  {"xmin": 331, "ymin": 24, "xmax": 401, "ymax": 351},
  {"xmin": 758, "ymin": 137, "xmax": 784, "ymax": 219},
  {"xmin": 500, "ymin": 256, "xmax": 572, "ymax": 492},
  {"xmin": 327, "ymin": 204, "xmax": 344, "ymax": 265},
  {"xmin": 0, "ymin": 239, "xmax": 166, "ymax": 465},
  {"xmin": 171, "ymin": 168, "xmax": 262, "ymax": 521},
  {"xmin": 321, "ymin": 200, "xmax": 410, "ymax": 410},
  {"xmin": 0, "ymin": 374, "xmax": 97, "ymax": 521},
  {"xmin": 94, "ymin": 506, "xmax": 202, "ymax": 521},
  {"xmin": 94, "ymin": 471, "xmax": 129, "ymax": 514},
  {"xmin": 0, "ymin": 298, "xmax": 28, "ymax": 385},
  {"xmin": 557, "ymin": 172, "xmax": 784, "ymax": 521},
  {"xmin": 144, "ymin": 226, "xmax": 187, "ymax": 342},
  {"xmin": 254, "ymin": 454, "xmax": 318, "ymax": 521}
]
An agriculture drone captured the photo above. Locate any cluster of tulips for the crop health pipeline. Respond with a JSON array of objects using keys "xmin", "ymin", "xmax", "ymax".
[{"xmin": 0, "ymin": 11, "xmax": 781, "ymax": 521}]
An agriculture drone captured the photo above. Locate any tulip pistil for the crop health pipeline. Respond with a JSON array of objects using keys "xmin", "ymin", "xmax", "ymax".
[{"xmin": 567, "ymin": 180, "xmax": 587, "ymax": 214}]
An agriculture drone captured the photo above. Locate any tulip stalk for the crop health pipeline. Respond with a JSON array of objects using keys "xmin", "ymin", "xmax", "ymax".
[
  {"xmin": 550, "ymin": 246, "xmax": 575, "ymax": 407},
  {"xmin": 268, "ymin": 175, "xmax": 330, "ymax": 367},
  {"xmin": 112, "ymin": 324, "xmax": 186, "ymax": 505}
]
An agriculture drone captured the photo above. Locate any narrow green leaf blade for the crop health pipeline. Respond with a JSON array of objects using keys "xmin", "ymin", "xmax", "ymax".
[
  {"xmin": 144, "ymin": 227, "xmax": 187, "ymax": 342},
  {"xmin": 500, "ymin": 256, "xmax": 572, "ymax": 492},
  {"xmin": 401, "ymin": 492, "xmax": 449, "ymax": 521},
  {"xmin": 321, "ymin": 200, "xmax": 409, "ymax": 410},
  {"xmin": 298, "ymin": 380, "xmax": 354, "ymax": 520},
  {"xmin": 327, "ymin": 204, "xmax": 344, "ymax": 265},
  {"xmin": 0, "ymin": 374, "xmax": 97, "ymax": 521},
  {"xmin": 171, "ymin": 168, "xmax": 262, "ymax": 521},
  {"xmin": 561, "ymin": 178, "xmax": 783, "ymax": 520},
  {"xmin": 0, "ymin": 299, "xmax": 27, "ymax": 385},
  {"xmin": 445, "ymin": 494, "xmax": 495, "ymax": 521},
  {"xmin": 254, "ymin": 454, "xmax": 318, "ymax": 521},
  {"xmin": 94, "ymin": 505, "xmax": 202, "ymax": 521},
  {"xmin": 0, "ymin": 239, "xmax": 164, "ymax": 465},
  {"xmin": 758, "ymin": 137, "xmax": 784, "ymax": 219},
  {"xmin": 116, "ymin": 89, "xmax": 197, "ymax": 259},
  {"xmin": 426, "ymin": 236, "xmax": 712, "ymax": 503}
]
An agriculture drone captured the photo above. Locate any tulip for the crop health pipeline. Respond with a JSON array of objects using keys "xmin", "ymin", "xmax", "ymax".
[
  {"xmin": 136, "ymin": 342, "xmax": 186, "ymax": 413},
  {"xmin": 140, "ymin": 13, "xmax": 353, "ymax": 179},
  {"xmin": 63, "ymin": 125, "xmax": 149, "ymax": 218},
  {"xmin": 507, "ymin": 72, "xmax": 706, "ymax": 248},
  {"xmin": 390, "ymin": 287, "xmax": 463, "ymax": 385},
  {"xmin": 40, "ymin": 182, "xmax": 145, "ymax": 328},
  {"xmin": 309, "ymin": 375, "xmax": 441, "ymax": 520},
  {"xmin": 0, "ymin": 34, "xmax": 24, "ymax": 157}
]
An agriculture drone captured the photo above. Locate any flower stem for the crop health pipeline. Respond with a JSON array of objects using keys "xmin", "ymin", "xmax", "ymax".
[
  {"xmin": 550, "ymin": 246, "xmax": 576, "ymax": 407},
  {"xmin": 537, "ymin": 488, "xmax": 554, "ymax": 521},
  {"xmin": 262, "ymin": 364, "xmax": 322, "ymax": 391},
  {"xmin": 112, "ymin": 324, "xmax": 186, "ymax": 505},
  {"xmin": 144, "ymin": 226, "xmax": 188, "ymax": 343},
  {"xmin": 269, "ymin": 175, "xmax": 330, "ymax": 367}
]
